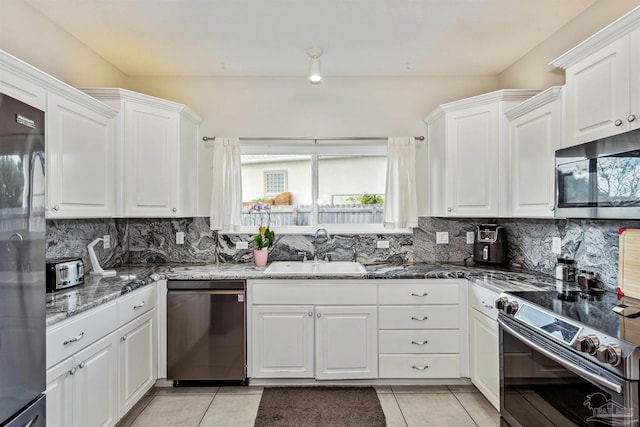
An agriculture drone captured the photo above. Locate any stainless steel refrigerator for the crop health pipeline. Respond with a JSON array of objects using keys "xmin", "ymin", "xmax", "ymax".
[{"xmin": 0, "ymin": 93, "xmax": 46, "ymax": 426}]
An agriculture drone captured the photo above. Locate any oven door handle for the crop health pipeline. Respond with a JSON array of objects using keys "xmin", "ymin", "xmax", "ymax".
[{"xmin": 498, "ymin": 318, "xmax": 623, "ymax": 394}]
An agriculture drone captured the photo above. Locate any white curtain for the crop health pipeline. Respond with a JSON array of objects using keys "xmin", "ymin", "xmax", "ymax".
[
  {"xmin": 384, "ymin": 137, "xmax": 418, "ymax": 229},
  {"xmin": 210, "ymin": 137, "xmax": 243, "ymax": 231}
]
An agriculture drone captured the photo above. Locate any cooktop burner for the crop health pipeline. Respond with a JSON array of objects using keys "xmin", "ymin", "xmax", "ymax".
[{"xmin": 507, "ymin": 287, "xmax": 640, "ymax": 346}]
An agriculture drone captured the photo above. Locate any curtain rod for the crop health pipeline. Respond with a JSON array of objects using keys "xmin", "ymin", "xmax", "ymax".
[{"xmin": 202, "ymin": 136, "xmax": 424, "ymax": 142}]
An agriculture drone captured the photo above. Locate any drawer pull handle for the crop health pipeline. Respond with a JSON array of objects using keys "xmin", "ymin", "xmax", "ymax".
[
  {"xmin": 411, "ymin": 316, "xmax": 428, "ymax": 321},
  {"xmin": 133, "ymin": 301, "xmax": 146, "ymax": 310},
  {"xmin": 411, "ymin": 340, "xmax": 428, "ymax": 345},
  {"xmin": 411, "ymin": 292, "xmax": 428, "ymax": 297},
  {"xmin": 482, "ymin": 303, "xmax": 494, "ymax": 309},
  {"xmin": 412, "ymin": 365, "xmax": 429, "ymax": 370},
  {"xmin": 63, "ymin": 332, "xmax": 85, "ymax": 345}
]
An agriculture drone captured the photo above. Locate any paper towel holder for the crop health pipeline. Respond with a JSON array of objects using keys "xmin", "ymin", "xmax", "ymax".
[{"xmin": 88, "ymin": 237, "xmax": 116, "ymax": 277}]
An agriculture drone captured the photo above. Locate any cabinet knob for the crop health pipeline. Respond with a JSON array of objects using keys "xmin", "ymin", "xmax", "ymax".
[
  {"xmin": 121, "ymin": 335, "xmax": 128, "ymax": 342},
  {"xmin": 69, "ymin": 367, "xmax": 77, "ymax": 375},
  {"xmin": 78, "ymin": 362, "xmax": 85, "ymax": 369},
  {"xmin": 317, "ymin": 313, "xmax": 321, "ymax": 318},
  {"xmin": 549, "ymin": 205, "xmax": 555, "ymax": 211},
  {"xmin": 447, "ymin": 207, "xmax": 452, "ymax": 212},
  {"xmin": 629, "ymin": 115, "xmax": 637, "ymax": 123},
  {"xmin": 172, "ymin": 208, "xmax": 177, "ymax": 212},
  {"xmin": 308, "ymin": 311, "xmax": 313, "ymax": 316},
  {"xmin": 615, "ymin": 119, "xmax": 623, "ymax": 127},
  {"xmin": 53, "ymin": 205, "xmax": 60, "ymax": 211}
]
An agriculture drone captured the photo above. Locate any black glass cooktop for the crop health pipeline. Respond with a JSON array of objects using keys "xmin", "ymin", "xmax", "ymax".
[{"xmin": 508, "ymin": 287, "xmax": 640, "ymax": 345}]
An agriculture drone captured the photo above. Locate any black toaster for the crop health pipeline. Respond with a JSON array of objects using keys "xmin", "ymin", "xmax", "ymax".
[{"xmin": 46, "ymin": 257, "xmax": 85, "ymax": 292}]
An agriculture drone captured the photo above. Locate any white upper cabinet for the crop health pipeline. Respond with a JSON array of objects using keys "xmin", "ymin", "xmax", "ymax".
[
  {"xmin": 425, "ymin": 90, "xmax": 539, "ymax": 218},
  {"xmin": 506, "ymin": 87, "xmax": 563, "ymax": 218},
  {"xmin": 0, "ymin": 51, "xmax": 47, "ymax": 111},
  {"xmin": 80, "ymin": 88, "xmax": 201, "ymax": 218},
  {"xmin": 551, "ymin": 8, "xmax": 640, "ymax": 147},
  {"xmin": 46, "ymin": 92, "xmax": 117, "ymax": 218}
]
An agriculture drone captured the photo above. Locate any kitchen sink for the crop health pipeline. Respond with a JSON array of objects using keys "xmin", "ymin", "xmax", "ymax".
[{"xmin": 263, "ymin": 261, "xmax": 367, "ymax": 275}]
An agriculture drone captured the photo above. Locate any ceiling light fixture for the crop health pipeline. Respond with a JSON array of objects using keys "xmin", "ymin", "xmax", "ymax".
[{"xmin": 307, "ymin": 47, "xmax": 323, "ymax": 84}]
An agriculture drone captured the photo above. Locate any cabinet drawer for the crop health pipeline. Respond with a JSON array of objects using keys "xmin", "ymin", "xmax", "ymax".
[
  {"xmin": 379, "ymin": 306, "xmax": 459, "ymax": 329},
  {"xmin": 469, "ymin": 284, "xmax": 499, "ymax": 321},
  {"xmin": 379, "ymin": 282, "xmax": 459, "ymax": 305},
  {"xmin": 117, "ymin": 285, "xmax": 156, "ymax": 327},
  {"xmin": 46, "ymin": 301, "xmax": 117, "ymax": 368},
  {"xmin": 378, "ymin": 330, "xmax": 460, "ymax": 354},
  {"xmin": 379, "ymin": 354, "xmax": 460, "ymax": 378}
]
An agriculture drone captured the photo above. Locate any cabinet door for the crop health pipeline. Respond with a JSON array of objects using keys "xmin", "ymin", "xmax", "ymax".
[
  {"xmin": 510, "ymin": 101, "xmax": 560, "ymax": 217},
  {"xmin": 446, "ymin": 104, "xmax": 499, "ymax": 216},
  {"xmin": 565, "ymin": 37, "xmax": 628, "ymax": 146},
  {"xmin": 252, "ymin": 305, "xmax": 314, "ymax": 378},
  {"xmin": 629, "ymin": 27, "xmax": 640, "ymax": 133},
  {"xmin": 469, "ymin": 309, "xmax": 499, "ymax": 410},
  {"xmin": 118, "ymin": 310, "xmax": 156, "ymax": 417},
  {"xmin": 46, "ymin": 358, "xmax": 74, "ymax": 427},
  {"xmin": 46, "ymin": 92, "xmax": 115, "ymax": 218},
  {"xmin": 73, "ymin": 332, "xmax": 119, "ymax": 427},
  {"xmin": 315, "ymin": 306, "xmax": 378, "ymax": 379},
  {"xmin": 123, "ymin": 102, "xmax": 178, "ymax": 217}
]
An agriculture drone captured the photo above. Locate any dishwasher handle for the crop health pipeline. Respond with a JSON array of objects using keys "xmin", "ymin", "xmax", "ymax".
[{"xmin": 168, "ymin": 290, "xmax": 245, "ymax": 296}]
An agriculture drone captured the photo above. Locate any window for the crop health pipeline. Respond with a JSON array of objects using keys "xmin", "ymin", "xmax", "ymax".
[
  {"xmin": 239, "ymin": 141, "xmax": 391, "ymax": 233},
  {"xmin": 264, "ymin": 170, "xmax": 287, "ymax": 195}
]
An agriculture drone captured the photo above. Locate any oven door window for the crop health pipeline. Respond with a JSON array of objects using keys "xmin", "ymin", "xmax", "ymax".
[{"xmin": 502, "ymin": 327, "xmax": 635, "ymax": 426}]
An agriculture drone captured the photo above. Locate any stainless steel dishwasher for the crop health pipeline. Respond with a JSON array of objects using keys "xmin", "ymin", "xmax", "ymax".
[{"xmin": 167, "ymin": 280, "xmax": 246, "ymax": 385}]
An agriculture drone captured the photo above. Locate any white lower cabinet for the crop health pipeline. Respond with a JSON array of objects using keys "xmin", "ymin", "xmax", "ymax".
[
  {"xmin": 378, "ymin": 281, "xmax": 466, "ymax": 379},
  {"xmin": 250, "ymin": 280, "xmax": 378, "ymax": 380},
  {"xmin": 252, "ymin": 305, "xmax": 315, "ymax": 378},
  {"xmin": 468, "ymin": 283, "xmax": 500, "ymax": 410},
  {"xmin": 315, "ymin": 306, "xmax": 378, "ymax": 379},
  {"xmin": 46, "ymin": 284, "xmax": 157, "ymax": 426},
  {"xmin": 46, "ymin": 332, "xmax": 119, "ymax": 427},
  {"xmin": 118, "ymin": 309, "xmax": 156, "ymax": 416}
]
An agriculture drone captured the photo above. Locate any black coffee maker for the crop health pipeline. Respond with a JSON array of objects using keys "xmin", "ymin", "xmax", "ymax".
[{"xmin": 473, "ymin": 224, "xmax": 508, "ymax": 265}]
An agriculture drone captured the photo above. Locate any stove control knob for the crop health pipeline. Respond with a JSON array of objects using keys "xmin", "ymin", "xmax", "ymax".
[
  {"xmin": 596, "ymin": 343, "xmax": 622, "ymax": 367},
  {"xmin": 505, "ymin": 301, "xmax": 519, "ymax": 315},
  {"xmin": 573, "ymin": 335, "xmax": 600, "ymax": 355},
  {"xmin": 495, "ymin": 297, "xmax": 509, "ymax": 311}
]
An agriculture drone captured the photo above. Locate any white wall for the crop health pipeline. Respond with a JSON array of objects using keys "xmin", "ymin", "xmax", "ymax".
[
  {"xmin": 0, "ymin": 0, "xmax": 127, "ymax": 87},
  {"xmin": 126, "ymin": 75, "xmax": 499, "ymax": 215},
  {"xmin": 498, "ymin": 0, "xmax": 640, "ymax": 89}
]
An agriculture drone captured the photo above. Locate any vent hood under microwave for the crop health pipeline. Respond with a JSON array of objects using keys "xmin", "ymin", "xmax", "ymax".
[{"xmin": 555, "ymin": 128, "xmax": 640, "ymax": 219}]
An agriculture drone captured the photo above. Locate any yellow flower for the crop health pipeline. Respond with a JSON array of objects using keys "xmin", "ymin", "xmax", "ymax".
[{"xmin": 259, "ymin": 226, "xmax": 267, "ymax": 234}]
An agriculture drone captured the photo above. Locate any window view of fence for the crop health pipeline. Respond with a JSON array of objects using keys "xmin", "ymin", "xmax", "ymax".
[{"xmin": 241, "ymin": 203, "xmax": 384, "ymax": 227}]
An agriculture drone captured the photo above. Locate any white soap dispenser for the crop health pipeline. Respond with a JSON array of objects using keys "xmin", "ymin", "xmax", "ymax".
[{"xmin": 88, "ymin": 237, "xmax": 116, "ymax": 277}]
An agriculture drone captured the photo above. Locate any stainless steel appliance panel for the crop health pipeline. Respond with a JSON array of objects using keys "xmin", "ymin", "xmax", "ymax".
[
  {"xmin": 0, "ymin": 94, "xmax": 46, "ymax": 425},
  {"xmin": 555, "ymin": 127, "xmax": 640, "ymax": 219},
  {"xmin": 167, "ymin": 280, "xmax": 246, "ymax": 382},
  {"xmin": 4, "ymin": 395, "xmax": 45, "ymax": 427}
]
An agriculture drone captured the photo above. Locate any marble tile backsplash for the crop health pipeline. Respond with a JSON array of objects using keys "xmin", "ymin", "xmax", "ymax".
[{"xmin": 47, "ymin": 216, "xmax": 640, "ymax": 291}]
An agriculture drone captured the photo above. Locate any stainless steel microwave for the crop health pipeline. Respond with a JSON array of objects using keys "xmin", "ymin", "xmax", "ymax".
[{"xmin": 555, "ymin": 128, "xmax": 640, "ymax": 219}]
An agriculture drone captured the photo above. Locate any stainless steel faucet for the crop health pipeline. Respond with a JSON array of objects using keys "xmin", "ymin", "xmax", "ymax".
[{"xmin": 313, "ymin": 228, "xmax": 331, "ymax": 262}]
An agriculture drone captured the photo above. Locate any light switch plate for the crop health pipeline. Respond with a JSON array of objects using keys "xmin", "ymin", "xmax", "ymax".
[
  {"xmin": 466, "ymin": 231, "xmax": 475, "ymax": 244},
  {"xmin": 376, "ymin": 240, "xmax": 390, "ymax": 249},
  {"xmin": 552, "ymin": 237, "xmax": 562, "ymax": 254},
  {"xmin": 436, "ymin": 231, "xmax": 449, "ymax": 244},
  {"xmin": 176, "ymin": 232, "xmax": 185, "ymax": 245},
  {"xmin": 235, "ymin": 241, "xmax": 249, "ymax": 250},
  {"xmin": 103, "ymin": 235, "xmax": 110, "ymax": 249}
]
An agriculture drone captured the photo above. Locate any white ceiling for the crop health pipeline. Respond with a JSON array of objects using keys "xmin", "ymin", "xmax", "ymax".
[{"xmin": 25, "ymin": 0, "xmax": 598, "ymax": 77}]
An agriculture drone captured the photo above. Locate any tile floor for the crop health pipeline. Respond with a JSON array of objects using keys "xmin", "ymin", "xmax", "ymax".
[{"xmin": 116, "ymin": 384, "xmax": 500, "ymax": 427}]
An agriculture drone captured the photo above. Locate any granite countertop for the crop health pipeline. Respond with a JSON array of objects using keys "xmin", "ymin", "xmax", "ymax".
[{"xmin": 45, "ymin": 262, "xmax": 563, "ymax": 326}]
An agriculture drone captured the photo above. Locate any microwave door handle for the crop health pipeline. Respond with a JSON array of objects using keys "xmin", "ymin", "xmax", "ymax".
[{"xmin": 498, "ymin": 318, "xmax": 623, "ymax": 394}]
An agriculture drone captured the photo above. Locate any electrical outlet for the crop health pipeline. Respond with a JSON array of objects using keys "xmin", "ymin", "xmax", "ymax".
[
  {"xmin": 235, "ymin": 241, "xmax": 249, "ymax": 250},
  {"xmin": 103, "ymin": 235, "xmax": 110, "ymax": 249},
  {"xmin": 552, "ymin": 237, "xmax": 562, "ymax": 254},
  {"xmin": 376, "ymin": 240, "xmax": 390, "ymax": 249},
  {"xmin": 176, "ymin": 232, "xmax": 185, "ymax": 245},
  {"xmin": 466, "ymin": 231, "xmax": 475, "ymax": 244},
  {"xmin": 436, "ymin": 231, "xmax": 449, "ymax": 244}
]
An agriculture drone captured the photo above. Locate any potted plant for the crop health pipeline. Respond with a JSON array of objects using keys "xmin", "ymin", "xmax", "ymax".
[{"xmin": 249, "ymin": 202, "xmax": 275, "ymax": 267}]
